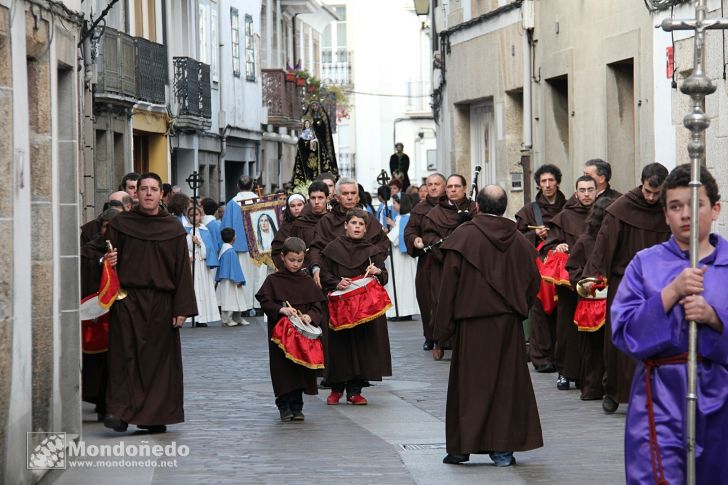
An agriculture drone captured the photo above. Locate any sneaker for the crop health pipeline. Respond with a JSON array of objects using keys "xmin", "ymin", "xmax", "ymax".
[
  {"xmin": 490, "ymin": 451, "xmax": 516, "ymax": 467},
  {"xmin": 326, "ymin": 390, "xmax": 343, "ymax": 405},
  {"xmin": 292, "ymin": 410, "xmax": 305, "ymax": 421},
  {"xmin": 556, "ymin": 374, "xmax": 570, "ymax": 390},
  {"xmin": 347, "ymin": 394, "xmax": 368, "ymax": 405},
  {"xmin": 195, "ymin": 322, "xmax": 208, "ymax": 327},
  {"xmin": 223, "ymin": 321, "xmax": 239, "ymax": 327},
  {"xmin": 422, "ymin": 340, "xmax": 434, "ymax": 351},
  {"xmin": 237, "ymin": 318, "xmax": 251, "ymax": 326},
  {"xmin": 279, "ymin": 408, "xmax": 294, "ymax": 421}
]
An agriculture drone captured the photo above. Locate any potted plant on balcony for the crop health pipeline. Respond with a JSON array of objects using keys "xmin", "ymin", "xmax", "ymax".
[
  {"xmin": 294, "ymin": 69, "xmax": 309, "ymax": 87},
  {"xmin": 307, "ymin": 77, "xmax": 321, "ymax": 93},
  {"xmin": 285, "ymin": 71, "xmax": 296, "ymax": 82}
]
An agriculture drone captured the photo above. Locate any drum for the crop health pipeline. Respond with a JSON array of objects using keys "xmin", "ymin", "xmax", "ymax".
[
  {"xmin": 573, "ymin": 279, "xmax": 608, "ymax": 332},
  {"xmin": 327, "ymin": 276, "xmax": 392, "ymax": 331},
  {"xmin": 540, "ymin": 250, "xmax": 571, "ymax": 287},
  {"xmin": 80, "ymin": 293, "xmax": 110, "ymax": 354},
  {"xmin": 270, "ymin": 315, "xmax": 325, "ymax": 369}
]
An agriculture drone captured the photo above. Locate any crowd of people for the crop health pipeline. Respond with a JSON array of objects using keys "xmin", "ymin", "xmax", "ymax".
[{"xmin": 77, "ymin": 158, "xmax": 727, "ymax": 480}]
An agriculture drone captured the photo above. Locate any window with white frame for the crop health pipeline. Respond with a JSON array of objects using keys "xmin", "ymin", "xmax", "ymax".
[
  {"xmin": 199, "ymin": 2, "xmax": 209, "ymax": 64},
  {"xmin": 245, "ymin": 14, "xmax": 255, "ymax": 81},
  {"xmin": 211, "ymin": 7, "xmax": 219, "ymax": 82},
  {"xmin": 231, "ymin": 7, "xmax": 240, "ymax": 77}
]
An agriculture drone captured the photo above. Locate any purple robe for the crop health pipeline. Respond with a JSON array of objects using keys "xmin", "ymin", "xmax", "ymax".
[{"xmin": 611, "ymin": 234, "xmax": 728, "ymax": 485}]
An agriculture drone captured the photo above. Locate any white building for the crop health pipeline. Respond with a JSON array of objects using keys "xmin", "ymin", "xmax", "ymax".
[{"xmin": 323, "ymin": 0, "xmax": 436, "ymax": 192}]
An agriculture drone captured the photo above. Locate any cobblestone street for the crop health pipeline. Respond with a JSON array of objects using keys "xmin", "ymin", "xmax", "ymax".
[{"xmin": 57, "ymin": 317, "xmax": 626, "ymax": 484}]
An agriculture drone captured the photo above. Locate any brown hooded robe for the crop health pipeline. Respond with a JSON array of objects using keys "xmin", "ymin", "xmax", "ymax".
[
  {"xmin": 433, "ymin": 215, "xmax": 543, "ymax": 454},
  {"xmin": 105, "ymin": 208, "xmax": 198, "ymax": 425},
  {"xmin": 582, "ymin": 186, "xmax": 670, "ymax": 403},
  {"xmin": 255, "ymin": 270, "xmax": 327, "ymax": 397},
  {"xmin": 320, "ymin": 236, "xmax": 392, "ymax": 383}
]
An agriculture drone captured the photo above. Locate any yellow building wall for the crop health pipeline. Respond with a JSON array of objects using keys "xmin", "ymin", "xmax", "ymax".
[{"xmin": 132, "ymin": 109, "xmax": 170, "ymax": 181}]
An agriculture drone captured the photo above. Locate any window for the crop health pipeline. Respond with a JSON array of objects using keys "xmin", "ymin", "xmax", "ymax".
[
  {"xmin": 245, "ymin": 15, "xmax": 255, "ymax": 81},
  {"xmin": 199, "ymin": 3, "xmax": 209, "ymax": 64},
  {"xmin": 211, "ymin": 9, "xmax": 219, "ymax": 82},
  {"xmin": 231, "ymin": 8, "xmax": 240, "ymax": 77}
]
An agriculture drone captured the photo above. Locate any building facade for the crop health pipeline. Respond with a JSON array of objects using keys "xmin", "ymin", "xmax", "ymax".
[{"xmin": 1, "ymin": 1, "xmax": 85, "ymax": 482}]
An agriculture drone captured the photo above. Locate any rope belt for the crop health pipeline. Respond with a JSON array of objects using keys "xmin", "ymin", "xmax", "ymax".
[{"xmin": 643, "ymin": 353, "xmax": 704, "ymax": 485}]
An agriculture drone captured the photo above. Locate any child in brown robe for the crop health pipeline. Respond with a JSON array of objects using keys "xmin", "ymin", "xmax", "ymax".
[
  {"xmin": 255, "ymin": 237, "xmax": 327, "ymax": 422},
  {"xmin": 320, "ymin": 208, "xmax": 392, "ymax": 405}
]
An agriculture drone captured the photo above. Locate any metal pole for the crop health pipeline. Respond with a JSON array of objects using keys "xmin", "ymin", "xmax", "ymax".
[
  {"xmin": 376, "ymin": 170, "xmax": 399, "ymax": 318},
  {"xmin": 660, "ymin": 2, "xmax": 728, "ymax": 481}
]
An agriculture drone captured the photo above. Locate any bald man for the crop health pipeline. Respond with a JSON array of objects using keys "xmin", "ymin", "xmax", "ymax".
[{"xmin": 80, "ymin": 192, "xmax": 134, "ymax": 245}]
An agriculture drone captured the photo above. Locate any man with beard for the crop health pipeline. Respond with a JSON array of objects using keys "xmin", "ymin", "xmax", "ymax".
[
  {"xmin": 435, "ymin": 185, "xmax": 543, "ymax": 467},
  {"xmin": 515, "ymin": 164, "xmax": 567, "ymax": 373},
  {"xmin": 542, "ymin": 175, "xmax": 597, "ymax": 390},
  {"xmin": 583, "ymin": 158, "xmax": 621, "ymax": 201},
  {"xmin": 422, "ymin": 174, "xmax": 476, "ymax": 360},
  {"xmin": 583, "ymin": 162, "xmax": 669, "ymax": 413},
  {"xmin": 309, "ymin": 177, "xmax": 389, "ymax": 288},
  {"xmin": 103, "ymin": 173, "xmax": 197, "ymax": 433},
  {"xmin": 404, "ymin": 173, "xmax": 446, "ymax": 350}
]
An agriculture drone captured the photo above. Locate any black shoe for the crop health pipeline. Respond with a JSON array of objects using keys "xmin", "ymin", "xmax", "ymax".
[
  {"xmin": 279, "ymin": 408, "xmax": 294, "ymax": 422},
  {"xmin": 292, "ymin": 410, "xmax": 305, "ymax": 421},
  {"xmin": 556, "ymin": 374, "xmax": 570, "ymax": 390},
  {"xmin": 137, "ymin": 425, "xmax": 167, "ymax": 433},
  {"xmin": 602, "ymin": 396, "xmax": 619, "ymax": 414},
  {"xmin": 534, "ymin": 362, "xmax": 556, "ymax": 373},
  {"xmin": 443, "ymin": 453, "xmax": 470, "ymax": 464},
  {"xmin": 103, "ymin": 415, "xmax": 128, "ymax": 432},
  {"xmin": 196, "ymin": 322, "xmax": 208, "ymax": 327},
  {"xmin": 423, "ymin": 340, "xmax": 434, "ymax": 351}
]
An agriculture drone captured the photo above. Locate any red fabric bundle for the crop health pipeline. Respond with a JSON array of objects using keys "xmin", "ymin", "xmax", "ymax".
[
  {"xmin": 80, "ymin": 293, "xmax": 110, "ymax": 354},
  {"xmin": 534, "ymin": 244, "xmax": 557, "ymax": 315},
  {"xmin": 540, "ymin": 250, "xmax": 571, "ymax": 287},
  {"xmin": 327, "ymin": 276, "xmax": 392, "ymax": 330},
  {"xmin": 270, "ymin": 317, "xmax": 325, "ymax": 369},
  {"xmin": 574, "ymin": 298, "xmax": 606, "ymax": 332}
]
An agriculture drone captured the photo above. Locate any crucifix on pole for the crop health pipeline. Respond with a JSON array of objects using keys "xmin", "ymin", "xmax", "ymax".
[
  {"xmin": 661, "ymin": 2, "xmax": 728, "ymax": 483},
  {"xmin": 186, "ymin": 170, "xmax": 204, "ymax": 328}
]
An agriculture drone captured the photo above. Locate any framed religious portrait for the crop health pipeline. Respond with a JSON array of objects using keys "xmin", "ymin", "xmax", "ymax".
[{"xmin": 241, "ymin": 194, "xmax": 286, "ymax": 268}]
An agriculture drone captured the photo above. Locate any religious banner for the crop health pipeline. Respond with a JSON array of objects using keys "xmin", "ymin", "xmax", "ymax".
[{"xmin": 241, "ymin": 194, "xmax": 286, "ymax": 268}]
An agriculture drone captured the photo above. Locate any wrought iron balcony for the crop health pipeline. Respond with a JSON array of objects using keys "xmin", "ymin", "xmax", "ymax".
[
  {"xmin": 97, "ymin": 28, "xmax": 137, "ymax": 100},
  {"xmin": 262, "ymin": 69, "xmax": 305, "ymax": 127},
  {"xmin": 95, "ymin": 28, "xmax": 168, "ymax": 106},
  {"xmin": 135, "ymin": 38, "xmax": 167, "ymax": 104},
  {"xmin": 173, "ymin": 57, "xmax": 212, "ymax": 126}
]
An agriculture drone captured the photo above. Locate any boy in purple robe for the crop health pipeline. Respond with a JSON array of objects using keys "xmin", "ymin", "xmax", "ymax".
[{"xmin": 611, "ymin": 164, "xmax": 727, "ymax": 485}]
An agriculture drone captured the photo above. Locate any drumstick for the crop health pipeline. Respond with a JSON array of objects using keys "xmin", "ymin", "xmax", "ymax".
[{"xmin": 527, "ymin": 225, "xmax": 548, "ymax": 230}]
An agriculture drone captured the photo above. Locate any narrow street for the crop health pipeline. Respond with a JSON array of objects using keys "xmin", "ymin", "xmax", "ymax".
[{"xmin": 57, "ymin": 317, "xmax": 625, "ymax": 484}]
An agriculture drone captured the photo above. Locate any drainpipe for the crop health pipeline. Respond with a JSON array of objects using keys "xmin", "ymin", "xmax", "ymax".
[
  {"xmin": 521, "ymin": 0, "xmax": 534, "ymax": 202},
  {"xmin": 219, "ymin": 124, "xmax": 231, "ymax": 201}
]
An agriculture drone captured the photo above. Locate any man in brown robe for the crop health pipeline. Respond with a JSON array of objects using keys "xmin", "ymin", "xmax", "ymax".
[
  {"xmin": 582, "ymin": 162, "xmax": 669, "ymax": 413},
  {"xmin": 434, "ymin": 185, "xmax": 543, "ymax": 466},
  {"xmin": 403, "ymin": 173, "xmax": 446, "ymax": 350},
  {"xmin": 103, "ymin": 172, "xmax": 197, "ymax": 433},
  {"xmin": 80, "ymin": 209, "xmax": 120, "ymax": 421},
  {"xmin": 421, "ymin": 174, "xmax": 476, "ymax": 360},
  {"xmin": 541, "ymin": 175, "xmax": 597, "ymax": 390},
  {"xmin": 583, "ymin": 158, "xmax": 622, "ymax": 201},
  {"xmin": 515, "ymin": 164, "xmax": 567, "ymax": 373}
]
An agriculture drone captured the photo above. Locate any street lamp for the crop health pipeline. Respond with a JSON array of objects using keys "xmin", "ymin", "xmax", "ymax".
[{"xmin": 413, "ymin": 0, "xmax": 430, "ymax": 28}]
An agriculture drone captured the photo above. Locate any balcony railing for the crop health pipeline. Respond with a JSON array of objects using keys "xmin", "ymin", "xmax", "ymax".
[
  {"xmin": 96, "ymin": 28, "xmax": 168, "ymax": 105},
  {"xmin": 262, "ymin": 69, "xmax": 304, "ymax": 127},
  {"xmin": 173, "ymin": 57, "xmax": 212, "ymax": 120},
  {"xmin": 321, "ymin": 62, "xmax": 351, "ymax": 86}
]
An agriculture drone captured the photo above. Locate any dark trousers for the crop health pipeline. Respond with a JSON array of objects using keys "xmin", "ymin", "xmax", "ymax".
[
  {"xmin": 275, "ymin": 389, "xmax": 303, "ymax": 411},
  {"xmin": 330, "ymin": 379, "xmax": 364, "ymax": 396}
]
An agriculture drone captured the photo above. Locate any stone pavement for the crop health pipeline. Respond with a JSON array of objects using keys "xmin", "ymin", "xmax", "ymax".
[{"xmin": 55, "ymin": 317, "xmax": 626, "ymax": 485}]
